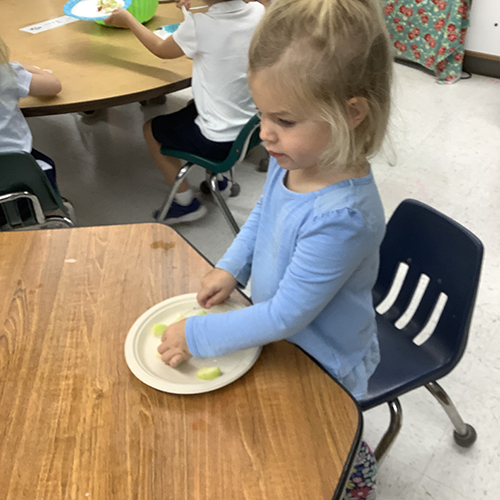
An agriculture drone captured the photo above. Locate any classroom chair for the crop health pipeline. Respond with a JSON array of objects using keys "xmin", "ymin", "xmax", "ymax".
[
  {"xmin": 360, "ymin": 199, "xmax": 483, "ymax": 464},
  {"xmin": 0, "ymin": 151, "xmax": 74, "ymax": 231},
  {"xmin": 156, "ymin": 114, "xmax": 261, "ymax": 235}
]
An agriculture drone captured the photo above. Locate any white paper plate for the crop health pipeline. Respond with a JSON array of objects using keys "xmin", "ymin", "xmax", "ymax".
[
  {"xmin": 125, "ymin": 293, "xmax": 261, "ymax": 394},
  {"xmin": 63, "ymin": 0, "xmax": 131, "ymax": 21}
]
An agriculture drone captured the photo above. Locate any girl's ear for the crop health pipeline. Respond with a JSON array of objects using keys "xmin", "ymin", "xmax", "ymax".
[{"xmin": 346, "ymin": 97, "xmax": 369, "ymax": 130}]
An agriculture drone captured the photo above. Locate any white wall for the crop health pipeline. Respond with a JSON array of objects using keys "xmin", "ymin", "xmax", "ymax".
[{"xmin": 465, "ymin": 0, "xmax": 500, "ymax": 56}]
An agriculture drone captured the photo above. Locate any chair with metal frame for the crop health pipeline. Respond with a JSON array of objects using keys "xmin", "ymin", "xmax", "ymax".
[
  {"xmin": 155, "ymin": 114, "xmax": 261, "ymax": 235},
  {"xmin": 360, "ymin": 199, "xmax": 483, "ymax": 464},
  {"xmin": 0, "ymin": 151, "xmax": 74, "ymax": 231}
]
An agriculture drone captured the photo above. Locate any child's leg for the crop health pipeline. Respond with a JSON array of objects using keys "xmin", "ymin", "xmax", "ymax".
[
  {"xmin": 144, "ymin": 102, "xmax": 233, "ymax": 223},
  {"xmin": 343, "ymin": 440, "xmax": 377, "ymax": 500},
  {"xmin": 143, "ymin": 120, "xmax": 190, "ymax": 193}
]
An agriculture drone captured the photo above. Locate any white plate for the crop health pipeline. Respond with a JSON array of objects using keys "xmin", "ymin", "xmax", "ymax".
[
  {"xmin": 63, "ymin": 0, "xmax": 131, "ymax": 21},
  {"xmin": 125, "ymin": 293, "xmax": 261, "ymax": 394}
]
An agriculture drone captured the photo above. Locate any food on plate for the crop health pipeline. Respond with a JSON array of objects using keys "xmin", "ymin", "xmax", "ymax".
[
  {"xmin": 97, "ymin": 0, "xmax": 125, "ymax": 13},
  {"xmin": 153, "ymin": 309, "xmax": 206, "ymax": 338},
  {"xmin": 153, "ymin": 323, "xmax": 167, "ymax": 337},
  {"xmin": 196, "ymin": 367, "xmax": 222, "ymax": 380}
]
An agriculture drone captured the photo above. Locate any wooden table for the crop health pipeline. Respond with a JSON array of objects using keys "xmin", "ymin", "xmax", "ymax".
[
  {"xmin": 1, "ymin": 0, "xmax": 193, "ymax": 116},
  {"xmin": 0, "ymin": 224, "xmax": 362, "ymax": 500}
]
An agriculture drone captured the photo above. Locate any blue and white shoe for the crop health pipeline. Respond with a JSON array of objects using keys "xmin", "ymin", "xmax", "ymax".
[
  {"xmin": 218, "ymin": 176, "xmax": 234, "ymax": 199},
  {"xmin": 157, "ymin": 198, "xmax": 207, "ymax": 225}
]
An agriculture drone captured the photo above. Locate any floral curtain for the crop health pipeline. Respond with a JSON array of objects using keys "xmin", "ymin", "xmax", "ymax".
[{"xmin": 382, "ymin": 0, "xmax": 471, "ymax": 82}]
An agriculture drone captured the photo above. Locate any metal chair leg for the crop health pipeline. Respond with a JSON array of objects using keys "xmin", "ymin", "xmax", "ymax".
[
  {"xmin": 425, "ymin": 381, "xmax": 477, "ymax": 447},
  {"xmin": 156, "ymin": 162, "xmax": 194, "ymax": 222},
  {"xmin": 374, "ymin": 399, "xmax": 403, "ymax": 465},
  {"xmin": 208, "ymin": 174, "xmax": 239, "ymax": 236},
  {"xmin": 40, "ymin": 216, "xmax": 75, "ymax": 229}
]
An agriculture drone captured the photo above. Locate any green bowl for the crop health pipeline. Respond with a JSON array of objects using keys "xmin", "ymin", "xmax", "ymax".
[{"xmin": 96, "ymin": 0, "xmax": 159, "ymax": 26}]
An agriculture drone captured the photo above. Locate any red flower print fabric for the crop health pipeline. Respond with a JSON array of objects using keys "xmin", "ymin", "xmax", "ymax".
[{"xmin": 382, "ymin": 0, "xmax": 470, "ymax": 82}]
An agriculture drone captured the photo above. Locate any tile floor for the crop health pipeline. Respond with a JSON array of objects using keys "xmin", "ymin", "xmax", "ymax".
[{"xmin": 28, "ymin": 62, "xmax": 500, "ymax": 499}]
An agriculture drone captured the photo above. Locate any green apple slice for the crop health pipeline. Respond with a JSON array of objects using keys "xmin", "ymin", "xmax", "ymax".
[
  {"xmin": 153, "ymin": 324, "xmax": 167, "ymax": 337},
  {"xmin": 196, "ymin": 366, "xmax": 222, "ymax": 380}
]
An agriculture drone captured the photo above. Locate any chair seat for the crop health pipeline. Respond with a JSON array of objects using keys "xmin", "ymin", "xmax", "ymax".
[
  {"xmin": 360, "ymin": 316, "xmax": 455, "ymax": 410},
  {"xmin": 160, "ymin": 113, "xmax": 262, "ymax": 175}
]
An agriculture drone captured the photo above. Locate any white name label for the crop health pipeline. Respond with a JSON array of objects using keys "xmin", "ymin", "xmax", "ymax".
[{"xmin": 20, "ymin": 16, "xmax": 78, "ymax": 34}]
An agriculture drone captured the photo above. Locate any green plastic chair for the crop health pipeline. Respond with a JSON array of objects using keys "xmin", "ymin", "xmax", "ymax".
[
  {"xmin": 156, "ymin": 114, "xmax": 261, "ymax": 235},
  {"xmin": 0, "ymin": 151, "xmax": 74, "ymax": 231}
]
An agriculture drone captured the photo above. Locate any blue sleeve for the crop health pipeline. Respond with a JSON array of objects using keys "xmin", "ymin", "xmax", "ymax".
[
  {"xmin": 186, "ymin": 207, "xmax": 373, "ymax": 357},
  {"xmin": 215, "ymin": 195, "xmax": 262, "ymax": 286}
]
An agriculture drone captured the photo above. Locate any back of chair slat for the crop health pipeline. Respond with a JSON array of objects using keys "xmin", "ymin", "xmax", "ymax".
[{"xmin": 375, "ymin": 199, "xmax": 483, "ymax": 360}]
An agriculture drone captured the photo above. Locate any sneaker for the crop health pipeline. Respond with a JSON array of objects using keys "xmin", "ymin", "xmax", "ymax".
[
  {"xmin": 217, "ymin": 176, "xmax": 233, "ymax": 199},
  {"xmin": 157, "ymin": 198, "xmax": 207, "ymax": 225}
]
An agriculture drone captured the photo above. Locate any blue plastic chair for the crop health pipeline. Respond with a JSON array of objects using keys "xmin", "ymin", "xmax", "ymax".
[
  {"xmin": 0, "ymin": 151, "xmax": 74, "ymax": 231},
  {"xmin": 156, "ymin": 114, "xmax": 261, "ymax": 235},
  {"xmin": 360, "ymin": 199, "xmax": 483, "ymax": 463}
]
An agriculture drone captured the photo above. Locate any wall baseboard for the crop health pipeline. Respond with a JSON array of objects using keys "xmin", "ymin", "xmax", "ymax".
[{"xmin": 464, "ymin": 51, "xmax": 500, "ymax": 79}]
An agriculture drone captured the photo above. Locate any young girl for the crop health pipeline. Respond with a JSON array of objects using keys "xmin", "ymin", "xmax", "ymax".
[
  {"xmin": 0, "ymin": 36, "xmax": 63, "ymax": 191},
  {"xmin": 158, "ymin": 0, "xmax": 392, "ymax": 497}
]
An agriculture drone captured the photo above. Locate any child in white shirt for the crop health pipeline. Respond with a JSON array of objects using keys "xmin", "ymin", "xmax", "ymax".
[{"xmin": 105, "ymin": 0, "xmax": 265, "ymax": 223}]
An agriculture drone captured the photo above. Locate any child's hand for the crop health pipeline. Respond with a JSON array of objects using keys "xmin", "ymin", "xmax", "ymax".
[
  {"xmin": 157, "ymin": 319, "xmax": 191, "ymax": 367},
  {"xmin": 197, "ymin": 268, "xmax": 238, "ymax": 309},
  {"xmin": 175, "ymin": 0, "xmax": 191, "ymax": 10},
  {"xmin": 103, "ymin": 8, "xmax": 134, "ymax": 28}
]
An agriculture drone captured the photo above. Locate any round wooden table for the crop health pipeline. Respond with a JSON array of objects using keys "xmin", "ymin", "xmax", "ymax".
[{"xmin": 1, "ymin": 0, "xmax": 193, "ymax": 116}]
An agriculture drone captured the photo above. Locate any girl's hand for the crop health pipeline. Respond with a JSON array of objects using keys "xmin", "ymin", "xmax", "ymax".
[
  {"xmin": 197, "ymin": 268, "xmax": 238, "ymax": 309},
  {"xmin": 175, "ymin": 0, "xmax": 191, "ymax": 10},
  {"xmin": 103, "ymin": 8, "xmax": 134, "ymax": 28},
  {"xmin": 157, "ymin": 319, "xmax": 191, "ymax": 367}
]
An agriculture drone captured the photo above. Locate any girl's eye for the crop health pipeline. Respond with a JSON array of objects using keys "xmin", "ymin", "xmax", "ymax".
[{"xmin": 278, "ymin": 118, "xmax": 296, "ymax": 128}]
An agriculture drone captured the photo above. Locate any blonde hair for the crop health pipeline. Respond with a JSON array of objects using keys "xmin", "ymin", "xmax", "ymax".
[{"xmin": 249, "ymin": 0, "xmax": 392, "ymax": 172}]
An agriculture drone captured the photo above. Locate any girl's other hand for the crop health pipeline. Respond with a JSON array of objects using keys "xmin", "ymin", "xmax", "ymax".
[
  {"xmin": 175, "ymin": 0, "xmax": 191, "ymax": 10},
  {"xmin": 197, "ymin": 268, "xmax": 238, "ymax": 309},
  {"xmin": 158, "ymin": 319, "xmax": 191, "ymax": 367},
  {"xmin": 103, "ymin": 8, "xmax": 134, "ymax": 28}
]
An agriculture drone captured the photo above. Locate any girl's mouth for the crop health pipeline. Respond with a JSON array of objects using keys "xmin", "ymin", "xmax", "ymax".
[{"xmin": 268, "ymin": 151, "xmax": 285, "ymax": 159}]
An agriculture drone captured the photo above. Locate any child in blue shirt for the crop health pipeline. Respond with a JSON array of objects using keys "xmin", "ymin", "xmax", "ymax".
[
  {"xmin": 0, "ymin": 36, "xmax": 62, "ymax": 190},
  {"xmin": 158, "ymin": 0, "xmax": 393, "ymax": 497}
]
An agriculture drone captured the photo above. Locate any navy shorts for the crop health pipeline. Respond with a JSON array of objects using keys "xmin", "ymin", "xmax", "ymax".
[
  {"xmin": 151, "ymin": 102, "xmax": 233, "ymax": 162},
  {"xmin": 31, "ymin": 148, "xmax": 58, "ymax": 191}
]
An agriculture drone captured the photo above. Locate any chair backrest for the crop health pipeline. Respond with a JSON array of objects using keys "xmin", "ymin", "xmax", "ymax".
[
  {"xmin": 374, "ymin": 199, "xmax": 483, "ymax": 371},
  {"xmin": 0, "ymin": 151, "xmax": 66, "ymax": 229},
  {"xmin": 160, "ymin": 114, "xmax": 262, "ymax": 174}
]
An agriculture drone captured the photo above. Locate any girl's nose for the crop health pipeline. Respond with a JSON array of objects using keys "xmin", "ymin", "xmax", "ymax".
[{"xmin": 259, "ymin": 118, "xmax": 275, "ymax": 144}]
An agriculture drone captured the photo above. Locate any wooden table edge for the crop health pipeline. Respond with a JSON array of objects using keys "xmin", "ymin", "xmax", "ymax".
[{"xmin": 21, "ymin": 78, "xmax": 192, "ymax": 117}]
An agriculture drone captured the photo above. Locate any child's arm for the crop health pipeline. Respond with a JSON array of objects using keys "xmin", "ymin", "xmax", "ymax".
[
  {"xmin": 103, "ymin": 9, "xmax": 184, "ymax": 59},
  {"xmin": 18, "ymin": 63, "xmax": 62, "ymax": 96},
  {"xmin": 160, "ymin": 198, "xmax": 263, "ymax": 366},
  {"xmin": 186, "ymin": 211, "xmax": 376, "ymax": 358}
]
